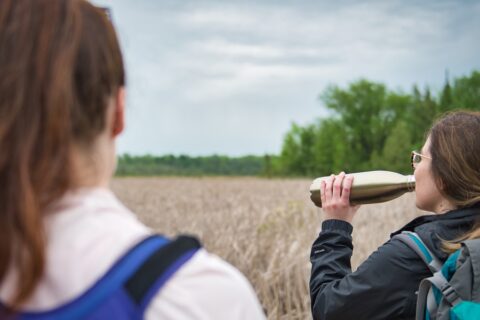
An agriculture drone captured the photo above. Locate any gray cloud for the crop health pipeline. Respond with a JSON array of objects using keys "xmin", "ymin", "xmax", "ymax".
[{"xmin": 93, "ymin": 0, "xmax": 480, "ymax": 156}]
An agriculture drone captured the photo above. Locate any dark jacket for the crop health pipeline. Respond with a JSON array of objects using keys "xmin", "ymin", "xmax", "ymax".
[{"xmin": 310, "ymin": 206, "xmax": 480, "ymax": 320}]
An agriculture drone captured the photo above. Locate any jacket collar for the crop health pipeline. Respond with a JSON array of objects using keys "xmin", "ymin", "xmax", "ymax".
[{"xmin": 390, "ymin": 204, "xmax": 480, "ymax": 237}]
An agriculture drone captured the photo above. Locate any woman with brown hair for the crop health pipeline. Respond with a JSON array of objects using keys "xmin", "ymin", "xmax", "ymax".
[
  {"xmin": 0, "ymin": 0, "xmax": 265, "ymax": 319},
  {"xmin": 310, "ymin": 110, "xmax": 480, "ymax": 319}
]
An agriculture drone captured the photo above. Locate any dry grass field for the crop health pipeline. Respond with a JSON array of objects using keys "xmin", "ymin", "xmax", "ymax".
[{"xmin": 111, "ymin": 177, "xmax": 429, "ymax": 319}]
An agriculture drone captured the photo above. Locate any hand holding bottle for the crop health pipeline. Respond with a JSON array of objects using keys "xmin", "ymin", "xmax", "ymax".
[
  {"xmin": 310, "ymin": 170, "xmax": 415, "ymax": 208},
  {"xmin": 320, "ymin": 172, "xmax": 360, "ymax": 223}
]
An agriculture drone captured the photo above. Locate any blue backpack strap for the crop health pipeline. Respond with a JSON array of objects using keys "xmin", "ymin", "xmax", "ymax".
[
  {"xmin": 8, "ymin": 235, "xmax": 169, "ymax": 320},
  {"xmin": 395, "ymin": 231, "xmax": 442, "ymax": 273},
  {"xmin": 6, "ymin": 234, "xmax": 201, "ymax": 320},
  {"xmin": 416, "ymin": 251, "xmax": 463, "ymax": 320},
  {"xmin": 394, "ymin": 231, "xmax": 443, "ymax": 320},
  {"xmin": 124, "ymin": 235, "xmax": 201, "ymax": 312}
]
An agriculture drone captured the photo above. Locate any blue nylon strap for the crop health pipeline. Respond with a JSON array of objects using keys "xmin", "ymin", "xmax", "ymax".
[
  {"xmin": 18, "ymin": 235, "xmax": 169, "ymax": 320},
  {"xmin": 426, "ymin": 309, "xmax": 431, "ymax": 320},
  {"xmin": 407, "ymin": 234, "xmax": 433, "ymax": 263},
  {"xmin": 395, "ymin": 231, "xmax": 442, "ymax": 273},
  {"xmin": 441, "ymin": 250, "xmax": 460, "ymax": 280}
]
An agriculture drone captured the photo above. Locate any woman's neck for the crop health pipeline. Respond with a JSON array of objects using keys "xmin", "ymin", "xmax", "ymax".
[
  {"xmin": 434, "ymin": 199, "xmax": 457, "ymax": 214},
  {"xmin": 71, "ymin": 136, "xmax": 115, "ymax": 189}
]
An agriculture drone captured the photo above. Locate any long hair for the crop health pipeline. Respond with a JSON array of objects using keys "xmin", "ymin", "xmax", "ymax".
[
  {"xmin": 429, "ymin": 110, "xmax": 480, "ymax": 208},
  {"xmin": 427, "ymin": 111, "xmax": 480, "ymax": 252},
  {"xmin": 443, "ymin": 225, "xmax": 480, "ymax": 253},
  {"xmin": 0, "ymin": 0, "xmax": 125, "ymax": 308}
]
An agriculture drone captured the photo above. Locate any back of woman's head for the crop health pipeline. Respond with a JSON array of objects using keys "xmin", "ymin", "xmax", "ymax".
[
  {"xmin": 429, "ymin": 110, "xmax": 480, "ymax": 208},
  {"xmin": 0, "ymin": 0, "xmax": 124, "ymax": 308}
]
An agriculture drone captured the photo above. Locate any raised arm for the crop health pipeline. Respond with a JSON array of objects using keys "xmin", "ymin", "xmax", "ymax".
[{"xmin": 310, "ymin": 220, "xmax": 430, "ymax": 320}]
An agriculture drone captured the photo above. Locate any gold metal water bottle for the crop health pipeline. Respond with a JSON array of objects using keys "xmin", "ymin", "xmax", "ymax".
[{"xmin": 310, "ymin": 170, "xmax": 415, "ymax": 208}]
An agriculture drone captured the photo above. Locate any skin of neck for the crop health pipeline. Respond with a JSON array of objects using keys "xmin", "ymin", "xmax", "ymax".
[
  {"xmin": 70, "ymin": 88, "xmax": 124, "ymax": 189},
  {"xmin": 433, "ymin": 177, "xmax": 458, "ymax": 214},
  {"xmin": 434, "ymin": 199, "xmax": 457, "ymax": 214},
  {"xmin": 70, "ymin": 132, "xmax": 116, "ymax": 189}
]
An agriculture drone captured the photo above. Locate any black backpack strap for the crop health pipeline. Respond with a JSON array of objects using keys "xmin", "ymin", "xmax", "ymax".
[{"xmin": 124, "ymin": 235, "xmax": 202, "ymax": 310}]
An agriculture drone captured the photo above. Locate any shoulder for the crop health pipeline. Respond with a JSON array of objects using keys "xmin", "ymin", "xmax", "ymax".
[
  {"xmin": 7, "ymin": 188, "xmax": 153, "ymax": 310},
  {"xmin": 391, "ymin": 207, "xmax": 480, "ymax": 260},
  {"xmin": 357, "ymin": 236, "xmax": 430, "ymax": 276},
  {"xmin": 146, "ymin": 249, "xmax": 265, "ymax": 320}
]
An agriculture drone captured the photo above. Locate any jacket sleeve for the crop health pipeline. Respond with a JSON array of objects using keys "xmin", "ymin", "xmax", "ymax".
[{"xmin": 310, "ymin": 219, "xmax": 431, "ymax": 320}]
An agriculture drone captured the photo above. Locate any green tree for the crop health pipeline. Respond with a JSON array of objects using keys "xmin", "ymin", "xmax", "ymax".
[
  {"xmin": 311, "ymin": 119, "xmax": 348, "ymax": 176},
  {"xmin": 404, "ymin": 85, "xmax": 438, "ymax": 150},
  {"xmin": 371, "ymin": 120, "xmax": 413, "ymax": 173},
  {"xmin": 321, "ymin": 80, "xmax": 410, "ymax": 171},
  {"xmin": 278, "ymin": 123, "xmax": 319, "ymax": 176},
  {"xmin": 451, "ymin": 71, "xmax": 480, "ymax": 110},
  {"xmin": 439, "ymin": 78, "xmax": 453, "ymax": 113}
]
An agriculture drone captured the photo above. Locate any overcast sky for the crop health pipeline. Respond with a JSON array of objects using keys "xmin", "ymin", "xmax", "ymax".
[{"xmin": 92, "ymin": 0, "xmax": 480, "ymax": 156}]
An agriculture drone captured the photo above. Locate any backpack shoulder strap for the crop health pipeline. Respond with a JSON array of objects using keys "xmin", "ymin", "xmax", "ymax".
[
  {"xmin": 394, "ymin": 231, "xmax": 442, "ymax": 273},
  {"xmin": 414, "ymin": 239, "xmax": 480, "ymax": 320},
  {"xmin": 4, "ymin": 235, "xmax": 173, "ymax": 320},
  {"xmin": 3, "ymin": 234, "xmax": 201, "ymax": 320},
  {"xmin": 415, "ymin": 251, "xmax": 463, "ymax": 320},
  {"xmin": 124, "ymin": 234, "xmax": 202, "ymax": 312}
]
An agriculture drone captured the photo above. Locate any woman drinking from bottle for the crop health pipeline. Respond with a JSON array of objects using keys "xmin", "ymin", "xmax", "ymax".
[{"xmin": 310, "ymin": 110, "xmax": 480, "ymax": 319}]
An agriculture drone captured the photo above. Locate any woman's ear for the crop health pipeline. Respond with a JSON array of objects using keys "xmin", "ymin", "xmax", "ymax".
[
  {"xmin": 112, "ymin": 87, "xmax": 125, "ymax": 137},
  {"xmin": 435, "ymin": 176, "xmax": 447, "ymax": 197}
]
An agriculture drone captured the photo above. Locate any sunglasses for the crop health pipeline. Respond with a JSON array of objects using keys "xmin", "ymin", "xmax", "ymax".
[{"xmin": 411, "ymin": 151, "xmax": 432, "ymax": 169}]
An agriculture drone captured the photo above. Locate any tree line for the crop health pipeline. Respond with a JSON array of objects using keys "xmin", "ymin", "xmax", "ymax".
[
  {"xmin": 116, "ymin": 154, "xmax": 266, "ymax": 176},
  {"xmin": 116, "ymin": 70, "xmax": 480, "ymax": 177},
  {"xmin": 275, "ymin": 70, "xmax": 480, "ymax": 177}
]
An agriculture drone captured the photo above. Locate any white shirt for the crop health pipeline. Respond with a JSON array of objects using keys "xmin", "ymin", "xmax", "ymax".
[{"xmin": 0, "ymin": 188, "xmax": 265, "ymax": 319}]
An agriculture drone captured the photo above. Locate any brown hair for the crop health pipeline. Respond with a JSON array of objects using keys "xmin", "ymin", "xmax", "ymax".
[
  {"xmin": 443, "ymin": 225, "xmax": 480, "ymax": 253},
  {"xmin": 428, "ymin": 111, "xmax": 480, "ymax": 252},
  {"xmin": 429, "ymin": 110, "xmax": 480, "ymax": 208},
  {"xmin": 0, "ymin": 0, "xmax": 124, "ymax": 308}
]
